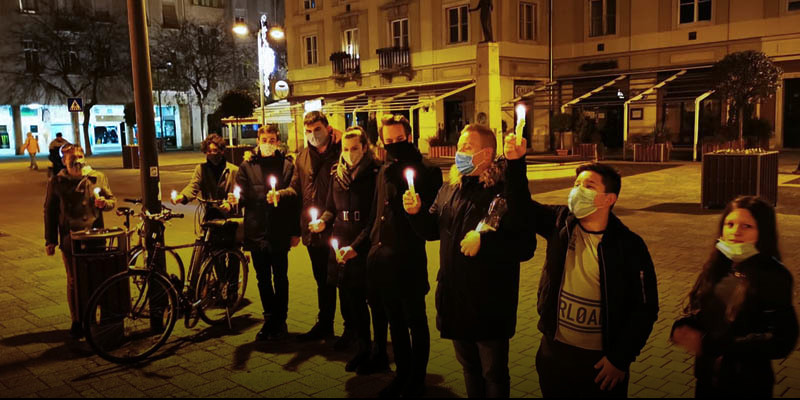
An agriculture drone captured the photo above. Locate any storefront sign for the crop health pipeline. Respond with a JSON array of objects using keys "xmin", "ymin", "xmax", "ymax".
[{"xmin": 514, "ymin": 81, "xmax": 540, "ymax": 99}]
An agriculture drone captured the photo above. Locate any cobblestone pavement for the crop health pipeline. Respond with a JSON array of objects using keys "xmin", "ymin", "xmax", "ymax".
[{"xmin": 1, "ymin": 151, "xmax": 800, "ymax": 398}]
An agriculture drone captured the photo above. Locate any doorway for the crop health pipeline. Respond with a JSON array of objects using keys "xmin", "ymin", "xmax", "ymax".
[{"xmin": 784, "ymin": 78, "xmax": 800, "ymax": 148}]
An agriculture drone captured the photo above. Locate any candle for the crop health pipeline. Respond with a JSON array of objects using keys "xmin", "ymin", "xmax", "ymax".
[
  {"xmin": 515, "ymin": 104, "xmax": 526, "ymax": 146},
  {"xmin": 170, "ymin": 190, "xmax": 178, "ymax": 202},
  {"xmin": 331, "ymin": 238, "xmax": 339, "ymax": 253},
  {"xmin": 93, "ymin": 187, "xmax": 101, "ymax": 199},
  {"xmin": 269, "ymin": 176, "xmax": 278, "ymax": 207},
  {"xmin": 233, "ymin": 185, "xmax": 241, "ymax": 201},
  {"xmin": 309, "ymin": 207, "xmax": 319, "ymax": 223},
  {"xmin": 405, "ymin": 168, "xmax": 415, "ymax": 197}
]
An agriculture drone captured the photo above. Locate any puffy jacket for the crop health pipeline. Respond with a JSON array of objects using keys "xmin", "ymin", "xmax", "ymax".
[
  {"xmin": 44, "ymin": 169, "xmax": 116, "ymax": 251},
  {"xmin": 365, "ymin": 149, "xmax": 443, "ymax": 297},
  {"xmin": 506, "ymin": 158, "xmax": 659, "ymax": 372},
  {"xmin": 408, "ymin": 160, "xmax": 537, "ymax": 341},
  {"xmin": 282, "ymin": 141, "xmax": 341, "ymax": 247},
  {"xmin": 179, "ymin": 161, "xmax": 239, "ymax": 218},
  {"xmin": 235, "ymin": 151, "xmax": 300, "ymax": 252}
]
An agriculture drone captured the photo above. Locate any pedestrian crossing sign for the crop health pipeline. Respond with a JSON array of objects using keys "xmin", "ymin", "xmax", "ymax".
[{"xmin": 67, "ymin": 98, "xmax": 83, "ymax": 112}]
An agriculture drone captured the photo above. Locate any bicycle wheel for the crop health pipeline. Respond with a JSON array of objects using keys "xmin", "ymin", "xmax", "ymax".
[
  {"xmin": 129, "ymin": 246, "xmax": 185, "ymax": 287},
  {"xmin": 196, "ymin": 249, "xmax": 249, "ymax": 326},
  {"xmin": 84, "ymin": 269, "xmax": 178, "ymax": 364}
]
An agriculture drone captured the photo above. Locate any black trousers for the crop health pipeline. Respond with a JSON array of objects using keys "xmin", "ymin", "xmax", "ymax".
[
  {"xmin": 307, "ymin": 245, "xmax": 339, "ymax": 325},
  {"xmin": 250, "ymin": 247, "xmax": 289, "ymax": 322},
  {"xmin": 536, "ymin": 336, "xmax": 629, "ymax": 398},
  {"xmin": 384, "ymin": 293, "xmax": 429, "ymax": 384},
  {"xmin": 340, "ymin": 287, "xmax": 390, "ymax": 354},
  {"xmin": 453, "ymin": 339, "xmax": 510, "ymax": 398}
]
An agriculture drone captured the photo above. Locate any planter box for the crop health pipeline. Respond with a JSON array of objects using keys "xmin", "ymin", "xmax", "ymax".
[
  {"xmin": 701, "ymin": 138, "xmax": 769, "ymax": 157},
  {"xmin": 633, "ymin": 143, "xmax": 671, "ymax": 162},
  {"xmin": 224, "ymin": 145, "xmax": 253, "ymax": 166},
  {"xmin": 701, "ymin": 151, "xmax": 778, "ymax": 209},
  {"xmin": 429, "ymin": 145, "xmax": 456, "ymax": 158},
  {"xmin": 574, "ymin": 143, "xmax": 603, "ymax": 161}
]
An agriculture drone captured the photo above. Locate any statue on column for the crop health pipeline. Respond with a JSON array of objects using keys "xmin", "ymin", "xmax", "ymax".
[{"xmin": 470, "ymin": 0, "xmax": 494, "ymax": 43}]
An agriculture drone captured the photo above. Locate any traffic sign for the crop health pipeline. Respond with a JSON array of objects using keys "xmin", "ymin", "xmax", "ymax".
[{"xmin": 68, "ymin": 98, "xmax": 83, "ymax": 112}]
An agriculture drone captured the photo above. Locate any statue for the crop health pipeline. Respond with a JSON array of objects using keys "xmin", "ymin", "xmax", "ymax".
[{"xmin": 470, "ymin": 0, "xmax": 494, "ymax": 43}]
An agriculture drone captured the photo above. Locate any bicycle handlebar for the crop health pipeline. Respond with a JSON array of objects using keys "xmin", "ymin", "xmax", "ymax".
[{"xmin": 124, "ymin": 198, "xmax": 143, "ymax": 205}]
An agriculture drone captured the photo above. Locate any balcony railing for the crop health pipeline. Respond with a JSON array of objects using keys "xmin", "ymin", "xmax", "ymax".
[
  {"xmin": 330, "ymin": 52, "xmax": 361, "ymax": 80},
  {"xmin": 376, "ymin": 47, "xmax": 412, "ymax": 80}
]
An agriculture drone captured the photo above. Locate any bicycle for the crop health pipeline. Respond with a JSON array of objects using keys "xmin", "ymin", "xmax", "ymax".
[{"xmin": 83, "ymin": 202, "xmax": 249, "ymax": 364}]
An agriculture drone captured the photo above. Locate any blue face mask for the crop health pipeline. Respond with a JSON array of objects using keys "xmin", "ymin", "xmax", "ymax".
[
  {"xmin": 716, "ymin": 240, "xmax": 760, "ymax": 263},
  {"xmin": 455, "ymin": 152, "xmax": 476, "ymax": 175},
  {"xmin": 568, "ymin": 186, "xmax": 599, "ymax": 219}
]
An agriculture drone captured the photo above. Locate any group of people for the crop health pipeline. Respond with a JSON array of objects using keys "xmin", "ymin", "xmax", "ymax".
[{"xmin": 43, "ymin": 111, "xmax": 798, "ymax": 398}]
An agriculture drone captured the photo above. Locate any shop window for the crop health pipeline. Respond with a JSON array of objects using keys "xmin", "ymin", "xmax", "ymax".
[
  {"xmin": 391, "ymin": 18, "xmax": 409, "ymax": 48},
  {"xmin": 304, "ymin": 35, "xmax": 318, "ymax": 65},
  {"xmin": 447, "ymin": 5, "xmax": 469, "ymax": 44},
  {"xmin": 679, "ymin": 0, "xmax": 711, "ymax": 24},
  {"xmin": 519, "ymin": 2, "xmax": 536, "ymax": 41},
  {"xmin": 589, "ymin": 0, "xmax": 616, "ymax": 37}
]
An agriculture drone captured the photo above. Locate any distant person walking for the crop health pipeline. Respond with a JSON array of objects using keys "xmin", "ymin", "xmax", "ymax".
[{"xmin": 23, "ymin": 132, "xmax": 39, "ymax": 170}]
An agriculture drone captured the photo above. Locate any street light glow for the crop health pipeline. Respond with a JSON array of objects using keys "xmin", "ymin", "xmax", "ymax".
[
  {"xmin": 232, "ymin": 23, "xmax": 249, "ymax": 36},
  {"xmin": 269, "ymin": 27, "xmax": 285, "ymax": 40}
]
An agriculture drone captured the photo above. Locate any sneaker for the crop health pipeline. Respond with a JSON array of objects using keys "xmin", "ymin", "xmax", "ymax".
[
  {"xmin": 378, "ymin": 377, "xmax": 407, "ymax": 398},
  {"xmin": 345, "ymin": 351, "xmax": 370, "ymax": 373},
  {"xmin": 333, "ymin": 328, "xmax": 356, "ymax": 351},
  {"xmin": 357, "ymin": 352, "xmax": 391, "ymax": 375},
  {"xmin": 255, "ymin": 320, "xmax": 272, "ymax": 342},
  {"xmin": 269, "ymin": 320, "xmax": 288, "ymax": 341},
  {"xmin": 69, "ymin": 321, "xmax": 83, "ymax": 339},
  {"xmin": 296, "ymin": 322, "xmax": 333, "ymax": 342}
]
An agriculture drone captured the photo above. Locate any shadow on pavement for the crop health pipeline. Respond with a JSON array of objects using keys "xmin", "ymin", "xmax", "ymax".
[
  {"xmin": 637, "ymin": 202, "xmax": 720, "ymax": 215},
  {"xmin": 232, "ymin": 334, "xmax": 351, "ymax": 372},
  {"xmin": 0, "ymin": 329, "xmax": 95, "ymax": 374},
  {"xmin": 343, "ymin": 372, "xmax": 460, "ymax": 398}
]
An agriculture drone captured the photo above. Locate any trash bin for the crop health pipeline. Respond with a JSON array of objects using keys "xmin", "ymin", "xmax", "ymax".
[
  {"xmin": 70, "ymin": 228, "xmax": 130, "ymax": 327},
  {"xmin": 122, "ymin": 145, "xmax": 140, "ymax": 169}
]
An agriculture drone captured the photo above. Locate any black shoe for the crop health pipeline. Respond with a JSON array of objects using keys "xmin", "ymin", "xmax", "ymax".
[
  {"xmin": 402, "ymin": 380, "xmax": 425, "ymax": 398},
  {"xmin": 333, "ymin": 329, "xmax": 356, "ymax": 351},
  {"xmin": 345, "ymin": 351, "xmax": 371, "ymax": 373},
  {"xmin": 256, "ymin": 320, "xmax": 272, "ymax": 342},
  {"xmin": 296, "ymin": 322, "xmax": 333, "ymax": 342},
  {"xmin": 69, "ymin": 321, "xmax": 83, "ymax": 339},
  {"xmin": 378, "ymin": 377, "xmax": 407, "ymax": 398},
  {"xmin": 357, "ymin": 352, "xmax": 391, "ymax": 375},
  {"xmin": 269, "ymin": 320, "xmax": 288, "ymax": 341}
]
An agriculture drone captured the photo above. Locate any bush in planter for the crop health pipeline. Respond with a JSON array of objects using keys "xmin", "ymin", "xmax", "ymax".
[
  {"xmin": 743, "ymin": 117, "xmax": 772, "ymax": 149},
  {"xmin": 550, "ymin": 112, "xmax": 574, "ymax": 152}
]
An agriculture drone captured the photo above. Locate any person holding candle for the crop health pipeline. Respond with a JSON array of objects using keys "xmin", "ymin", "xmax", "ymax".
[
  {"xmin": 44, "ymin": 144, "xmax": 115, "ymax": 339},
  {"xmin": 363, "ymin": 114, "xmax": 442, "ymax": 397},
  {"xmin": 171, "ymin": 134, "xmax": 239, "ymax": 220},
  {"xmin": 501, "ymin": 129, "xmax": 659, "ymax": 397},
  {"xmin": 309, "ymin": 126, "xmax": 390, "ymax": 375},
  {"xmin": 671, "ymin": 196, "xmax": 798, "ymax": 397},
  {"xmin": 403, "ymin": 124, "xmax": 537, "ymax": 398},
  {"xmin": 279, "ymin": 111, "xmax": 349, "ymax": 346},
  {"xmin": 236, "ymin": 125, "xmax": 299, "ymax": 341}
]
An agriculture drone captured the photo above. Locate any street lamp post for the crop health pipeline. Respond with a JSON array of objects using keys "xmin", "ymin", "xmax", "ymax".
[{"xmin": 233, "ymin": 15, "xmax": 283, "ymax": 127}]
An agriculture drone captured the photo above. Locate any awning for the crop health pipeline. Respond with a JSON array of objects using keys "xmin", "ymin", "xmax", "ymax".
[
  {"xmin": 657, "ymin": 68, "xmax": 714, "ymax": 102},
  {"xmin": 561, "ymin": 75, "xmax": 628, "ymax": 113},
  {"xmin": 501, "ymin": 81, "xmax": 557, "ymax": 111},
  {"xmin": 623, "ymin": 70, "xmax": 687, "ymax": 150}
]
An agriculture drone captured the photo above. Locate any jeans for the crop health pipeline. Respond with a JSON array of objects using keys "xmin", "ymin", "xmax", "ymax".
[
  {"xmin": 29, "ymin": 153, "xmax": 38, "ymax": 169},
  {"xmin": 384, "ymin": 293, "xmax": 429, "ymax": 385},
  {"xmin": 536, "ymin": 336, "xmax": 629, "ymax": 398},
  {"xmin": 307, "ymin": 245, "xmax": 337, "ymax": 325},
  {"xmin": 453, "ymin": 339, "xmax": 510, "ymax": 398},
  {"xmin": 250, "ymin": 247, "xmax": 289, "ymax": 322}
]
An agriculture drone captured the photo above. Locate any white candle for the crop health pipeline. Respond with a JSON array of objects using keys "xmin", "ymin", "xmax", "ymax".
[
  {"xmin": 515, "ymin": 104, "xmax": 526, "ymax": 146},
  {"xmin": 309, "ymin": 207, "xmax": 319, "ymax": 223},
  {"xmin": 269, "ymin": 176, "xmax": 278, "ymax": 207},
  {"xmin": 170, "ymin": 190, "xmax": 178, "ymax": 202},
  {"xmin": 331, "ymin": 238, "xmax": 339, "ymax": 253},
  {"xmin": 405, "ymin": 168, "xmax": 415, "ymax": 196},
  {"xmin": 233, "ymin": 185, "xmax": 241, "ymax": 201},
  {"xmin": 93, "ymin": 187, "xmax": 101, "ymax": 199}
]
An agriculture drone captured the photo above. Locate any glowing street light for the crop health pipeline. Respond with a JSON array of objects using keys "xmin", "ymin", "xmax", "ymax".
[
  {"xmin": 232, "ymin": 22, "xmax": 249, "ymax": 36},
  {"xmin": 269, "ymin": 27, "xmax": 285, "ymax": 40}
]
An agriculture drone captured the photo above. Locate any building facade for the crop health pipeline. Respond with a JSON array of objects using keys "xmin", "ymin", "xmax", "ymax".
[{"xmin": 281, "ymin": 0, "xmax": 800, "ymax": 155}]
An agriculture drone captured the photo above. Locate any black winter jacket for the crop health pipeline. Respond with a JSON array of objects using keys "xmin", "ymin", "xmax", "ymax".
[
  {"xmin": 322, "ymin": 157, "xmax": 381, "ymax": 289},
  {"xmin": 235, "ymin": 152, "xmax": 299, "ymax": 252},
  {"xmin": 365, "ymin": 149, "xmax": 443, "ymax": 297},
  {"xmin": 506, "ymin": 158, "xmax": 659, "ymax": 371},
  {"xmin": 283, "ymin": 141, "xmax": 341, "ymax": 247},
  {"xmin": 409, "ymin": 160, "xmax": 537, "ymax": 341},
  {"xmin": 676, "ymin": 253, "xmax": 798, "ymax": 397}
]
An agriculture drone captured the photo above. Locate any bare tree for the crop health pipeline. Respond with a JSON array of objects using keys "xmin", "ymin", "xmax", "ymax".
[{"xmin": 0, "ymin": 5, "xmax": 131, "ymax": 156}]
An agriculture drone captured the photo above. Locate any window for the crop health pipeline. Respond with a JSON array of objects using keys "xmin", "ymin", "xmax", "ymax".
[
  {"xmin": 679, "ymin": 0, "xmax": 711, "ymax": 24},
  {"xmin": 22, "ymin": 40, "xmax": 40, "ymax": 73},
  {"xmin": 789, "ymin": 0, "xmax": 800, "ymax": 11},
  {"xmin": 447, "ymin": 5, "xmax": 469, "ymax": 44},
  {"xmin": 519, "ymin": 2, "xmax": 536, "ymax": 41},
  {"xmin": 589, "ymin": 0, "xmax": 615, "ymax": 37},
  {"xmin": 391, "ymin": 18, "xmax": 409, "ymax": 48},
  {"xmin": 163, "ymin": 2, "xmax": 179, "ymax": 28},
  {"xmin": 94, "ymin": 0, "xmax": 109, "ymax": 17},
  {"xmin": 304, "ymin": 35, "xmax": 318, "ymax": 65},
  {"xmin": 343, "ymin": 28, "xmax": 359, "ymax": 57},
  {"xmin": 19, "ymin": 0, "xmax": 37, "ymax": 14},
  {"xmin": 304, "ymin": 0, "xmax": 316, "ymax": 10},
  {"xmin": 192, "ymin": 0, "xmax": 224, "ymax": 8},
  {"xmin": 234, "ymin": 7, "xmax": 246, "ymax": 24},
  {"xmin": 65, "ymin": 45, "xmax": 80, "ymax": 74}
]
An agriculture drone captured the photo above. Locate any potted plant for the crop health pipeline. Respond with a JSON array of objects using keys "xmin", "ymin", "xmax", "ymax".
[
  {"xmin": 573, "ymin": 116, "xmax": 604, "ymax": 161},
  {"xmin": 632, "ymin": 126, "xmax": 671, "ymax": 162},
  {"xmin": 215, "ymin": 89, "xmax": 256, "ymax": 164},
  {"xmin": 423, "ymin": 128, "xmax": 456, "ymax": 158},
  {"xmin": 743, "ymin": 117, "xmax": 772, "ymax": 149},
  {"xmin": 550, "ymin": 112, "xmax": 573, "ymax": 156}
]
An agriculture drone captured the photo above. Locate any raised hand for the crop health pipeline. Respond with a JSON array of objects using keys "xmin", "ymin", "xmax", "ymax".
[
  {"xmin": 504, "ymin": 133, "xmax": 528, "ymax": 161},
  {"xmin": 402, "ymin": 190, "xmax": 422, "ymax": 215}
]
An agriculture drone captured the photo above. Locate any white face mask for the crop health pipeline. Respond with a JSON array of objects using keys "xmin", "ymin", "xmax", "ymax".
[
  {"xmin": 343, "ymin": 150, "xmax": 363, "ymax": 167},
  {"xmin": 716, "ymin": 240, "xmax": 760, "ymax": 263},
  {"xmin": 568, "ymin": 186, "xmax": 599, "ymax": 219},
  {"xmin": 259, "ymin": 143, "xmax": 278, "ymax": 157}
]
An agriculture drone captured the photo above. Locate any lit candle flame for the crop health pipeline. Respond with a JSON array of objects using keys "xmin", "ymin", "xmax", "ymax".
[
  {"xmin": 331, "ymin": 238, "xmax": 339, "ymax": 252},
  {"xmin": 93, "ymin": 187, "xmax": 101, "ymax": 199},
  {"xmin": 269, "ymin": 176, "xmax": 278, "ymax": 207},
  {"xmin": 405, "ymin": 168, "xmax": 416, "ymax": 196},
  {"xmin": 233, "ymin": 185, "xmax": 241, "ymax": 200},
  {"xmin": 310, "ymin": 207, "xmax": 319, "ymax": 223},
  {"xmin": 170, "ymin": 190, "xmax": 178, "ymax": 201},
  {"xmin": 515, "ymin": 104, "xmax": 526, "ymax": 146}
]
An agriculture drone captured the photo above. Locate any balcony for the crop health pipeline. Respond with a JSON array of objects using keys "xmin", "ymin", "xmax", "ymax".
[
  {"xmin": 330, "ymin": 52, "xmax": 361, "ymax": 84},
  {"xmin": 376, "ymin": 47, "xmax": 412, "ymax": 80}
]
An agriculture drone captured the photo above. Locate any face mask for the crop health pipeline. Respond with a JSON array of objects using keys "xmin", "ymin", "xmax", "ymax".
[
  {"xmin": 259, "ymin": 143, "xmax": 278, "ymax": 157},
  {"xmin": 455, "ymin": 149, "xmax": 492, "ymax": 176},
  {"xmin": 343, "ymin": 150, "xmax": 363, "ymax": 167},
  {"xmin": 207, "ymin": 154, "xmax": 224, "ymax": 165},
  {"xmin": 568, "ymin": 186, "xmax": 599, "ymax": 219},
  {"xmin": 384, "ymin": 141, "xmax": 416, "ymax": 161},
  {"xmin": 716, "ymin": 240, "xmax": 760, "ymax": 263},
  {"xmin": 306, "ymin": 128, "xmax": 330, "ymax": 148}
]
